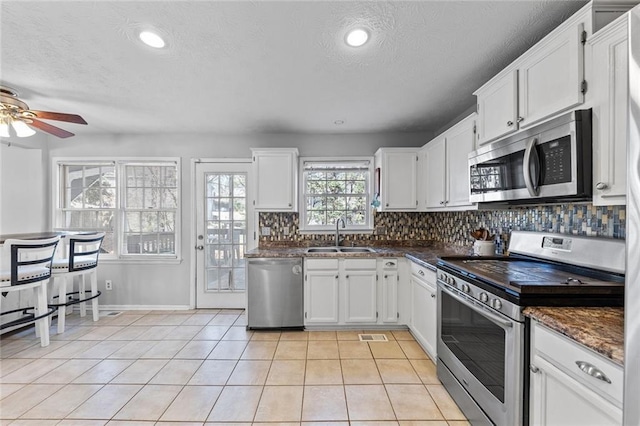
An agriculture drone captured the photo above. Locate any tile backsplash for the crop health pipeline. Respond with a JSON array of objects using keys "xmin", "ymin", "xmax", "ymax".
[{"xmin": 259, "ymin": 203, "xmax": 625, "ymax": 252}]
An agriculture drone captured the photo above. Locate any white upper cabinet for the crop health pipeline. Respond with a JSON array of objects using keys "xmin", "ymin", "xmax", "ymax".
[
  {"xmin": 446, "ymin": 115, "xmax": 477, "ymax": 208},
  {"xmin": 476, "ymin": 70, "xmax": 518, "ymax": 145},
  {"xmin": 517, "ymin": 22, "xmax": 585, "ymax": 129},
  {"xmin": 589, "ymin": 14, "xmax": 628, "ymax": 206},
  {"xmin": 475, "ymin": 9, "xmax": 588, "ymax": 146},
  {"xmin": 251, "ymin": 148, "xmax": 298, "ymax": 211},
  {"xmin": 375, "ymin": 148, "xmax": 419, "ymax": 211},
  {"xmin": 423, "ymin": 137, "xmax": 446, "ymax": 209},
  {"xmin": 423, "ymin": 114, "xmax": 477, "ymax": 211}
]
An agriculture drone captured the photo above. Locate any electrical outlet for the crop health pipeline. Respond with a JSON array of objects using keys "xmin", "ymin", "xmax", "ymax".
[
  {"xmin": 283, "ymin": 226, "xmax": 290, "ymax": 236},
  {"xmin": 376, "ymin": 226, "xmax": 387, "ymax": 235},
  {"xmin": 261, "ymin": 226, "xmax": 271, "ymax": 236},
  {"xmin": 105, "ymin": 280, "xmax": 113, "ymax": 291}
]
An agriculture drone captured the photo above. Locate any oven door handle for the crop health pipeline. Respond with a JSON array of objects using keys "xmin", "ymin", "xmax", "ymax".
[
  {"xmin": 439, "ymin": 284, "xmax": 513, "ymax": 329},
  {"xmin": 523, "ymin": 137, "xmax": 540, "ymax": 196}
]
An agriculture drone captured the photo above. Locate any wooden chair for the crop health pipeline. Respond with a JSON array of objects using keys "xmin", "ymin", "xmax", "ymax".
[
  {"xmin": 0, "ymin": 236, "xmax": 60, "ymax": 347},
  {"xmin": 49, "ymin": 232, "xmax": 105, "ymax": 333}
]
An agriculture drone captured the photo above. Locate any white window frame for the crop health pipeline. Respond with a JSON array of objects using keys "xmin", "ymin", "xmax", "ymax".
[
  {"xmin": 298, "ymin": 156, "xmax": 374, "ymax": 233},
  {"xmin": 52, "ymin": 157, "xmax": 181, "ymax": 263}
]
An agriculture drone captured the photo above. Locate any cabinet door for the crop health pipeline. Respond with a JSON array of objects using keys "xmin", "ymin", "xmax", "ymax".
[
  {"xmin": 445, "ymin": 115, "xmax": 476, "ymax": 207},
  {"xmin": 410, "ymin": 275, "xmax": 437, "ymax": 360},
  {"xmin": 253, "ymin": 150, "xmax": 297, "ymax": 211},
  {"xmin": 381, "ymin": 270, "xmax": 398, "ymax": 323},
  {"xmin": 476, "ymin": 70, "xmax": 518, "ymax": 145},
  {"xmin": 518, "ymin": 23, "xmax": 585, "ymax": 128},
  {"xmin": 343, "ymin": 270, "xmax": 378, "ymax": 323},
  {"xmin": 591, "ymin": 19, "xmax": 628, "ymax": 206},
  {"xmin": 424, "ymin": 137, "xmax": 446, "ymax": 209},
  {"xmin": 305, "ymin": 270, "xmax": 339, "ymax": 324},
  {"xmin": 382, "ymin": 151, "xmax": 418, "ymax": 210},
  {"xmin": 530, "ymin": 355, "xmax": 622, "ymax": 426}
]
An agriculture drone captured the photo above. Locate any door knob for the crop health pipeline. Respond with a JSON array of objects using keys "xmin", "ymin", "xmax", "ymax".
[
  {"xmin": 596, "ymin": 182, "xmax": 608, "ymax": 190},
  {"xmin": 195, "ymin": 245, "xmax": 204, "ymax": 250}
]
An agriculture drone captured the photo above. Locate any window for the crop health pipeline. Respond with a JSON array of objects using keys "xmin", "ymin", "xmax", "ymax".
[
  {"xmin": 55, "ymin": 159, "xmax": 180, "ymax": 260},
  {"xmin": 300, "ymin": 158, "xmax": 372, "ymax": 232}
]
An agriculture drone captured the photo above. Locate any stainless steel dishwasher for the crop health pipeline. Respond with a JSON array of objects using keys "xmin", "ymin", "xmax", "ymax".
[{"xmin": 247, "ymin": 258, "xmax": 303, "ymax": 330}]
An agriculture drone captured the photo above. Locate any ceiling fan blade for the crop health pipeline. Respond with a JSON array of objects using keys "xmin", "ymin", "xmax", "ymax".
[
  {"xmin": 29, "ymin": 110, "xmax": 87, "ymax": 125},
  {"xmin": 28, "ymin": 118, "xmax": 75, "ymax": 138}
]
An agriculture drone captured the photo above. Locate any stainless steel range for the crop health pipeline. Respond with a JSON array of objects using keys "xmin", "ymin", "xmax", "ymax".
[{"xmin": 436, "ymin": 231, "xmax": 625, "ymax": 426}]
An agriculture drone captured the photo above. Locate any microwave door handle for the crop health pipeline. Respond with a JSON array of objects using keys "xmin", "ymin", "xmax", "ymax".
[{"xmin": 523, "ymin": 137, "xmax": 540, "ymax": 196}]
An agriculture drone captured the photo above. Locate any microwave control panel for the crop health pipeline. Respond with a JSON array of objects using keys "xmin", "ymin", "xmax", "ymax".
[{"xmin": 539, "ymin": 136, "xmax": 571, "ymax": 184}]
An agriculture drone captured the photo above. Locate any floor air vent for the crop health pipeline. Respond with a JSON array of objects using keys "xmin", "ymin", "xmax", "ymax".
[
  {"xmin": 100, "ymin": 311, "xmax": 123, "ymax": 318},
  {"xmin": 358, "ymin": 333, "xmax": 389, "ymax": 342}
]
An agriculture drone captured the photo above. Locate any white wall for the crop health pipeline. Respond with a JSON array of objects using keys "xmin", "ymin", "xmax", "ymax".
[
  {"xmin": 0, "ymin": 136, "xmax": 49, "ymax": 235},
  {"xmin": 47, "ymin": 131, "xmax": 431, "ymax": 308}
]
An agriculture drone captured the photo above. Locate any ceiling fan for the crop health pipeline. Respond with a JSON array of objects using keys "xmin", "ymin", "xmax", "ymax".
[{"xmin": 0, "ymin": 86, "xmax": 87, "ymax": 138}]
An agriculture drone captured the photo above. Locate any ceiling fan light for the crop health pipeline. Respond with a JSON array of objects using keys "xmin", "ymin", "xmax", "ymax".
[
  {"xmin": 0, "ymin": 118, "xmax": 10, "ymax": 137},
  {"xmin": 11, "ymin": 119, "xmax": 36, "ymax": 137}
]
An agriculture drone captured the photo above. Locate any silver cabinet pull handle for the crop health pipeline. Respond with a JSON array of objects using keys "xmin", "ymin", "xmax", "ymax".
[
  {"xmin": 418, "ymin": 270, "xmax": 425, "ymax": 276},
  {"xmin": 195, "ymin": 245, "xmax": 204, "ymax": 250},
  {"xmin": 431, "ymin": 293, "xmax": 436, "ymax": 298},
  {"xmin": 575, "ymin": 361, "xmax": 611, "ymax": 384},
  {"xmin": 596, "ymin": 182, "xmax": 608, "ymax": 190},
  {"xmin": 530, "ymin": 365, "xmax": 540, "ymax": 373},
  {"xmin": 507, "ymin": 120, "xmax": 514, "ymax": 127},
  {"xmin": 517, "ymin": 116, "xmax": 524, "ymax": 123}
]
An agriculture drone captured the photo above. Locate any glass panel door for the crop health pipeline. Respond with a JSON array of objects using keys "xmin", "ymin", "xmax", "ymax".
[{"xmin": 195, "ymin": 162, "xmax": 253, "ymax": 308}]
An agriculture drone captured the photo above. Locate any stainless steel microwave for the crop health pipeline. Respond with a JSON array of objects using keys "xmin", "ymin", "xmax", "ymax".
[{"xmin": 468, "ymin": 109, "xmax": 592, "ymax": 203}]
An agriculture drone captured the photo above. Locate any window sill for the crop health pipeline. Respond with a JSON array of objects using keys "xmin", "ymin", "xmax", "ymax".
[
  {"xmin": 100, "ymin": 257, "xmax": 183, "ymax": 265},
  {"xmin": 298, "ymin": 229, "xmax": 374, "ymax": 235}
]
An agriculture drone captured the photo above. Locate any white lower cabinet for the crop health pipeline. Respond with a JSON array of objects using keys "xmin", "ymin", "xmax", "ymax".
[
  {"xmin": 304, "ymin": 259, "xmax": 340, "ymax": 324},
  {"xmin": 408, "ymin": 260, "xmax": 437, "ymax": 360},
  {"xmin": 303, "ymin": 257, "xmax": 403, "ymax": 327},
  {"xmin": 530, "ymin": 321, "xmax": 623, "ymax": 426},
  {"xmin": 343, "ymin": 259, "xmax": 378, "ymax": 323}
]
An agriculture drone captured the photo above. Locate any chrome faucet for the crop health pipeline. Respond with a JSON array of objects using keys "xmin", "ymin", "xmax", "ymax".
[{"xmin": 335, "ymin": 217, "xmax": 345, "ymax": 247}]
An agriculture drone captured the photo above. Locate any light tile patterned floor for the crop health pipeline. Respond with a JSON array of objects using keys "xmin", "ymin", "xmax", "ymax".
[{"xmin": 0, "ymin": 310, "xmax": 469, "ymax": 425}]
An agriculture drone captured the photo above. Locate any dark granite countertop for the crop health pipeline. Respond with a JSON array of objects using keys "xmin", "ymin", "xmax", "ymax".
[
  {"xmin": 245, "ymin": 242, "xmax": 470, "ymax": 270},
  {"xmin": 524, "ymin": 306, "xmax": 625, "ymax": 366}
]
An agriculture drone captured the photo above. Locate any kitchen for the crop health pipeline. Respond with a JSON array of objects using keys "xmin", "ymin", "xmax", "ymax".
[{"xmin": 1, "ymin": 0, "xmax": 639, "ymax": 425}]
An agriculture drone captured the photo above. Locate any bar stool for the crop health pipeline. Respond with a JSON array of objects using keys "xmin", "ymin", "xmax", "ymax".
[
  {"xmin": 49, "ymin": 232, "xmax": 105, "ymax": 333},
  {"xmin": 0, "ymin": 236, "xmax": 60, "ymax": 347}
]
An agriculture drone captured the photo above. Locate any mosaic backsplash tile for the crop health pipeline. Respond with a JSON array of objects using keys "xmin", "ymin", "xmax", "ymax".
[{"xmin": 259, "ymin": 203, "xmax": 625, "ymax": 253}]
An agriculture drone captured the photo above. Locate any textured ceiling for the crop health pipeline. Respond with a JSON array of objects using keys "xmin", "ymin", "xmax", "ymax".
[{"xmin": 0, "ymin": 1, "xmax": 588, "ymax": 136}]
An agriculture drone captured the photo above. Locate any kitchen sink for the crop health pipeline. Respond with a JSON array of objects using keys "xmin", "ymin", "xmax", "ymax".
[
  {"xmin": 305, "ymin": 247, "xmax": 376, "ymax": 253},
  {"xmin": 305, "ymin": 247, "xmax": 339, "ymax": 253},
  {"xmin": 338, "ymin": 247, "xmax": 376, "ymax": 253}
]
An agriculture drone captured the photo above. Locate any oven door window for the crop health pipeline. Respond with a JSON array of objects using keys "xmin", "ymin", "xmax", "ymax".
[{"xmin": 441, "ymin": 290, "xmax": 506, "ymax": 402}]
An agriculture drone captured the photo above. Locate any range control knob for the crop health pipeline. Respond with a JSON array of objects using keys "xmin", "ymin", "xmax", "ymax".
[
  {"xmin": 449, "ymin": 277, "xmax": 456, "ymax": 286},
  {"xmin": 461, "ymin": 283, "xmax": 470, "ymax": 293},
  {"xmin": 492, "ymin": 299, "xmax": 502, "ymax": 310},
  {"xmin": 438, "ymin": 273, "xmax": 445, "ymax": 281},
  {"xmin": 479, "ymin": 292, "xmax": 489, "ymax": 303}
]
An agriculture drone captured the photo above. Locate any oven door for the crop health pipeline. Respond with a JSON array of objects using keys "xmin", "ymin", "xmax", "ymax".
[{"xmin": 437, "ymin": 281, "xmax": 524, "ymax": 426}]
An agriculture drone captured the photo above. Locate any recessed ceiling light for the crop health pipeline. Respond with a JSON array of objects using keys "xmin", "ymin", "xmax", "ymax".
[
  {"xmin": 334, "ymin": 120, "xmax": 345, "ymax": 125},
  {"xmin": 345, "ymin": 29, "xmax": 369, "ymax": 47},
  {"xmin": 139, "ymin": 30, "xmax": 166, "ymax": 49}
]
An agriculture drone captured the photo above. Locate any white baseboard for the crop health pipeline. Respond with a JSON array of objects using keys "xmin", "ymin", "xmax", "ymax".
[{"xmin": 82, "ymin": 305, "xmax": 192, "ymax": 311}]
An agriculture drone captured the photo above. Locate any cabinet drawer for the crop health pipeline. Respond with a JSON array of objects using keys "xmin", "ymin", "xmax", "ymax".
[
  {"xmin": 410, "ymin": 261, "xmax": 435, "ymax": 281},
  {"xmin": 305, "ymin": 258, "xmax": 339, "ymax": 270},
  {"xmin": 532, "ymin": 321, "xmax": 623, "ymax": 406},
  {"xmin": 343, "ymin": 258, "xmax": 377, "ymax": 270}
]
